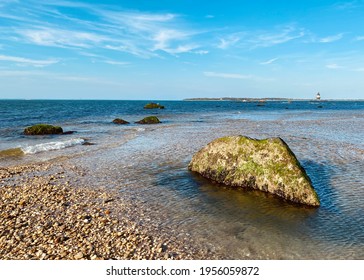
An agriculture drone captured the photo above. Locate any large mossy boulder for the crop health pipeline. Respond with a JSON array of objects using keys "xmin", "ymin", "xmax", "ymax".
[
  {"xmin": 144, "ymin": 102, "xmax": 165, "ymax": 109},
  {"xmin": 24, "ymin": 124, "xmax": 63, "ymax": 135},
  {"xmin": 112, "ymin": 118, "xmax": 129, "ymax": 125},
  {"xmin": 188, "ymin": 135, "xmax": 320, "ymax": 207},
  {"xmin": 135, "ymin": 116, "xmax": 161, "ymax": 124}
]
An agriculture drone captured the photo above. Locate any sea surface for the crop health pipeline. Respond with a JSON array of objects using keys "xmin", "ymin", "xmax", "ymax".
[{"xmin": 0, "ymin": 99, "xmax": 363, "ymax": 259}]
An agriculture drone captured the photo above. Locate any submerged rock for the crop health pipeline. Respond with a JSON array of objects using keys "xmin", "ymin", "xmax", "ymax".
[
  {"xmin": 188, "ymin": 135, "xmax": 320, "ymax": 207},
  {"xmin": 144, "ymin": 102, "xmax": 165, "ymax": 109},
  {"xmin": 62, "ymin": 131, "xmax": 76, "ymax": 135},
  {"xmin": 135, "ymin": 116, "xmax": 161, "ymax": 124},
  {"xmin": 24, "ymin": 124, "xmax": 63, "ymax": 135},
  {"xmin": 112, "ymin": 118, "xmax": 129, "ymax": 125}
]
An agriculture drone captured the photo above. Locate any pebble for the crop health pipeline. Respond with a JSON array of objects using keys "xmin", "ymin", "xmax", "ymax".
[{"xmin": 74, "ymin": 252, "xmax": 83, "ymax": 260}]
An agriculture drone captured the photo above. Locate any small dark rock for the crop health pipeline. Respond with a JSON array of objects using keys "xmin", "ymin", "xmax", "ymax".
[
  {"xmin": 135, "ymin": 116, "xmax": 161, "ymax": 124},
  {"xmin": 24, "ymin": 124, "xmax": 63, "ymax": 135},
  {"xmin": 112, "ymin": 118, "xmax": 129, "ymax": 125},
  {"xmin": 82, "ymin": 142, "xmax": 95, "ymax": 146},
  {"xmin": 144, "ymin": 103, "xmax": 165, "ymax": 109},
  {"xmin": 63, "ymin": 131, "xmax": 76, "ymax": 135}
]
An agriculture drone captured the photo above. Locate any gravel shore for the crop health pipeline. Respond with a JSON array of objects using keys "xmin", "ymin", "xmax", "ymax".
[{"xmin": 0, "ymin": 161, "xmax": 221, "ymax": 260}]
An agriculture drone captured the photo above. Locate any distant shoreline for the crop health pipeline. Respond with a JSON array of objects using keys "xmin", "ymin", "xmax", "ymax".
[
  {"xmin": 0, "ymin": 98, "xmax": 363, "ymax": 102},
  {"xmin": 0, "ymin": 98, "xmax": 363, "ymax": 101},
  {"xmin": 183, "ymin": 97, "xmax": 364, "ymax": 102}
]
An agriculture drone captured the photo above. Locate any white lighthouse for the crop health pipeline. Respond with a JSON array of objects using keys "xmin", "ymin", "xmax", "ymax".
[{"xmin": 316, "ymin": 92, "xmax": 321, "ymax": 100}]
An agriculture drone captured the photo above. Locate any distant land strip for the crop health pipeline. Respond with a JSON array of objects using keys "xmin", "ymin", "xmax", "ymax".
[
  {"xmin": 184, "ymin": 97, "xmax": 311, "ymax": 101},
  {"xmin": 183, "ymin": 97, "xmax": 363, "ymax": 101}
]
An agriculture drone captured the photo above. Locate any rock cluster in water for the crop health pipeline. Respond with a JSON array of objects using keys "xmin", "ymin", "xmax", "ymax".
[
  {"xmin": 24, "ymin": 124, "xmax": 63, "ymax": 135},
  {"xmin": 144, "ymin": 103, "xmax": 165, "ymax": 109},
  {"xmin": 135, "ymin": 116, "xmax": 161, "ymax": 124},
  {"xmin": 188, "ymin": 135, "xmax": 320, "ymax": 207}
]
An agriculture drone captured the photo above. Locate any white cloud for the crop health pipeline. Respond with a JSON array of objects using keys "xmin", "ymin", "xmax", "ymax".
[
  {"xmin": 203, "ymin": 71, "xmax": 274, "ymax": 82},
  {"xmin": 152, "ymin": 29, "xmax": 190, "ymax": 51},
  {"xmin": 217, "ymin": 25, "xmax": 306, "ymax": 50},
  {"xmin": 103, "ymin": 60, "xmax": 130, "ymax": 65},
  {"xmin": 0, "ymin": 69, "xmax": 124, "ymax": 86},
  {"xmin": 355, "ymin": 36, "xmax": 364, "ymax": 41},
  {"xmin": 260, "ymin": 57, "xmax": 279, "ymax": 65},
  {"xmin": 326, "ymin": 63, "xmax": 343, "ymax": 69},
  {"xmin": 333, "ymin": 1, "xmax": 363, "ymax": 10},
  {"xmin": 319, "ymin": 33, "xmax": 344, "ymax": 43},
  {"xmin": 0, "ymin": 54, "xmax": 58, "ymax": 67},
  {"xmin": 1, "ymin": 1, "xmax": 204, "ymax": 59},
  {"xmin": 18, "ymin": 28, "xmax": 107, "ymax": 48},
  {"xmin": 217, "ymin": 34, "xmax": 241, "ymax": 49},
  {"xmin": 251, "ymin": 26, "xmax": 305, "ymax": 48},
  {"xmin": 204, "ymin": 71, "xmax": 253, "ymax": 79},
  {"xmin": 194, "ymin": 50, "xmax": 209, "ymax": 55}
]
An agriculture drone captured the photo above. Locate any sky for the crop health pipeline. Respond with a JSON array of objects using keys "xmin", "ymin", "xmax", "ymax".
[{"xmin": 0, "ymin": 0, "xmax": 364, "ymax": 100}]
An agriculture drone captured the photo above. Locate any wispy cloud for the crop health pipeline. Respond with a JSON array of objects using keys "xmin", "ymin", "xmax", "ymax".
[
  {"xmin": 1, "ymin": 1, "xmax": 205, "ymax": 58},
  {"xmin": 326, "ymin": 63, "xmax": 343, "ymax": 69},
  {"xmin": 218, "ymin": 25, "xmax": 305, "ymax": 50},
  {"xmin": 355, "ymin": 35, "xmax": 364, "ymax": 41},
  {"xmin": 319, "ymin": 33, "xmax": 344, "ymax": 43},
  {"xmin": 332, "ymin": 1, "xmax": 364, "ymax": 10},
  {"xmin": 260, "ymin": 57, "xmax": 279, "ymax": 65},
  {"xmin": 103, "ymin": 60, "xmax": 130, "ymax": 66},
  {"xmin": 250, "ymin": 26, "xmax": 305, "ymax": 48},
  {"xmin": 0, "ymin": 54, "xmax": 58, "ymax": 67},
  {"xmin": 18, "ymin": 28, "xmax": 107, "ymax": 48},
  {"xmin": 217, "ymin": 33, "xmax": 242, "ymax": 49},
  {"xmin": 0, "ymin": 69, "xmax": 125, "ymax": 86},
  {"xmin": 204, "ymin": 71, "xmax": 253, "ymax": 79},
  {"xmin": 204, "ymin": 71, "xmax": 273, "ymax": 82}
]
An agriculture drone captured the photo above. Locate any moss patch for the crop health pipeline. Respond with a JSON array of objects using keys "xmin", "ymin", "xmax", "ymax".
[
  {"xmin": 112, "ymin": 118, "xmax": 129, "ymax": 125},
  {"xmin": 135, "ymin": 116, "xmax": 161, "ymax": 124},
  {"xmin": 189, "ymin": 135, "xmax": 320, "ymax": 207},
  {"xmin": 24, "ymin": 124, "xmax": 63, "ymax": 135},
  {"xmin": 144, "ymin": 103, "xmax": 165, "ymax": 109}
]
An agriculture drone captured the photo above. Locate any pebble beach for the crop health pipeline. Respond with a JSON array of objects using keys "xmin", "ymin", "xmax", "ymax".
[{"xmin": 0, "ymin": 161, "xmax": 221, "ymax": 260}]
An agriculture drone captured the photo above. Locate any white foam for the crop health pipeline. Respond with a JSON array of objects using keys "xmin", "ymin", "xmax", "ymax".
[{"xmin": 21, "ymin": 138, "xmax": 85, "ymax": 154}]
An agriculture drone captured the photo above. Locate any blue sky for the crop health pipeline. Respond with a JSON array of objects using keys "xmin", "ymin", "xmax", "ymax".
[{"xmin": 0, "ymin": 0, "xmax": 364, "ymax": 100}]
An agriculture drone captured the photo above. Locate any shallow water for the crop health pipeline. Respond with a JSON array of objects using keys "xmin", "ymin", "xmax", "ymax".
[{"xmin": 1, "ymin": 100, "xmax": 363, "ymax": 259}]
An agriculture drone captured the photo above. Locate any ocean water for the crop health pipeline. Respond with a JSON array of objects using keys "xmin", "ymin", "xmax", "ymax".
[{"xmin": 0, "ymin": 99, "xmax": 363, "ymax": 259}]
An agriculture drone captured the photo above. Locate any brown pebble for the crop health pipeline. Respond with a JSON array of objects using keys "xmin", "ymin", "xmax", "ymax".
[{"xmin": 74, "ymin": 252, "xmax": 83, "ymax": 260}]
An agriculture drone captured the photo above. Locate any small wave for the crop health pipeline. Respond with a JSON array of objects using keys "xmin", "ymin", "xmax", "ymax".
[{"xmin": 21, "ymin": 138, "xmax": 85, "ymax": 154}]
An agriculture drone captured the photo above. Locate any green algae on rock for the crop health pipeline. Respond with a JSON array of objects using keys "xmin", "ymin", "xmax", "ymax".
[
  {"xmin": 112, "ymin": 118, "xmax": 129, "ymax": 125},
  {"xmin": 135, "ymin": 116, "xmax": 161, "ymax": 124},
  {"xmin": 24, "ymin": 124, "xmax": 63, "ymax": 135},
  {"xmin": 144, "ymin": 103, "xmax": 165, "ymax": 109},
  {"xmin": 188, "ymin": 135, "xmax": 320, "ymax": 207},
  {"xmin": 0, "ymin": 147, "xmax": 24, "ymax": 159}
]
